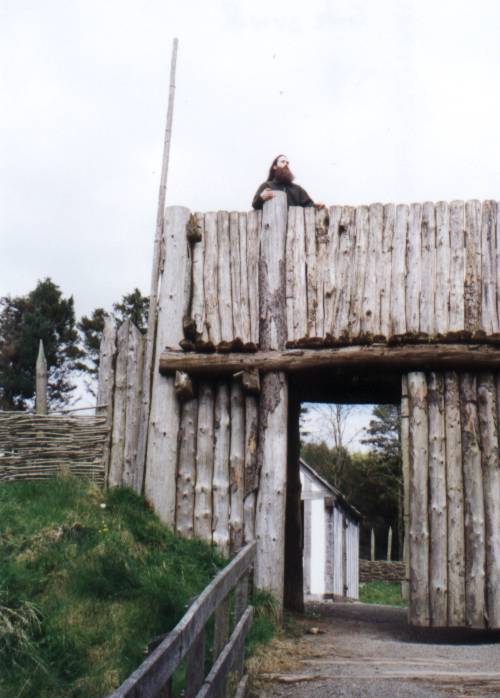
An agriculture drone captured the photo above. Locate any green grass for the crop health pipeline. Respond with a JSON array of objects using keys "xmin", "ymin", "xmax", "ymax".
[
  {"xmin": 359, "ymin": 581, "xmax": 407, "ymax": 607},
  {"xmin": 0, "ymin": 475, "xmax": 228, "ymax": 697}
]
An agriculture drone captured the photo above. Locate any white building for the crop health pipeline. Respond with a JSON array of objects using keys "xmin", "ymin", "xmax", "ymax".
[{"xmin": 301, "ymin": 459, "xmax": 361, "ymax": 600}]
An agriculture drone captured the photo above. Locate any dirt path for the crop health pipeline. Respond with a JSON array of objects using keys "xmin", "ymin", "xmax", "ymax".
[{"xmin": 249, "ymin": 602, "xmax": 500, "ymax": 697}]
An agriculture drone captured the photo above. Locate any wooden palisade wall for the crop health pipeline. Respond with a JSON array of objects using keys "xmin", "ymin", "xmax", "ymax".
[
  {"xmin": 97, "ymin": 195, "xmax": 500, "ymax": 628},
  {"xmin": 404, "ymin": 370, "xmax": 500, "ymax": 629}
]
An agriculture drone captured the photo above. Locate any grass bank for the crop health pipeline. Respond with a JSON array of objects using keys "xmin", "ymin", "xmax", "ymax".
[
  {"xmin": 0, "ymin": 476, "xmax": 233, "ymax": 697},
  {"xmin": 359, "ymin": 581, "xmax": 407, "ymax": 607}
]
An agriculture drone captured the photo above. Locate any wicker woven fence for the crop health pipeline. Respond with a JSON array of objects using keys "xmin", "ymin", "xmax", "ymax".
[{"xmin": 0, "ymin": 412, "xmax": 108, "ymax": 483}]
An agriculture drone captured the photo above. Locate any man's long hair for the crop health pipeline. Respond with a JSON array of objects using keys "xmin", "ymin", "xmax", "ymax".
[{"xmin": 267, "ymin": 154, "xmax": 286, "ymax": 181}]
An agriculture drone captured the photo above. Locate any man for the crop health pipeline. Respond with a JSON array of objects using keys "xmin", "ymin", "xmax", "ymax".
[{"xmin": 252, "ymin": 154, "xmax": 324, "ymax": 210}]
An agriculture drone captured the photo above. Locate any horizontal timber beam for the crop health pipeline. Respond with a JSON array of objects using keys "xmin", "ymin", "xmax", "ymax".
[{"xmin": 159, "ymin": 344, "xmax": 500, "ymax": 376}]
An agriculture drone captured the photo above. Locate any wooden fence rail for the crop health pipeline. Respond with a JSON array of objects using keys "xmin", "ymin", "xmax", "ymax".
[{"xmin": 109, "ymin": 540, "xmax": 256, "ymax": 698}]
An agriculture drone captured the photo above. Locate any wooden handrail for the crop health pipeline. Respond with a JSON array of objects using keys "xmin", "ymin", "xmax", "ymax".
[{"xmin": 109, "ymin": 540, "xmax": 256, "ymax": 698}]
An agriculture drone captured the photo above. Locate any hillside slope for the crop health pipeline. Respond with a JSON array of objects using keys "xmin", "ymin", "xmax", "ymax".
[{"xmin": 0, "ymin": 476, "xmax": 225, "ymax": 697}]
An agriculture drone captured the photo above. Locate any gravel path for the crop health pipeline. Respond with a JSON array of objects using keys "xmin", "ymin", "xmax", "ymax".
[{"xmin": 252, "ymin": 602, "xmax": 500, "ymax": 697}]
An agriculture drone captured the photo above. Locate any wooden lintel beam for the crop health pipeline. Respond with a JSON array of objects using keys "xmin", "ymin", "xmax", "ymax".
[{"xmin": 159, "ymin": 344, "xmax": 500, "ymax": 376}]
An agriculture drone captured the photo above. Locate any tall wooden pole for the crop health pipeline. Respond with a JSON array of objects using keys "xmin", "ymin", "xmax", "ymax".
[
  {"xmin": 35, "ymin": 340, "xmax": 48, "ymax": 415},
  {"xmin": 136, "ymin": 38, "xmax": 179, "ymax": 493}
]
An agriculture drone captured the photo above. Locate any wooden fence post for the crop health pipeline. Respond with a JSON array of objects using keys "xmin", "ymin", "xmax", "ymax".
[{"xmin": 35, "ymin": 340, "xmax": 48, "ymax": 415}]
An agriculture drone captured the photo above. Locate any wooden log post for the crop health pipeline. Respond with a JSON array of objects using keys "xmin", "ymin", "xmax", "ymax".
[
  {"xmin": 479, "ymin": 373, "xmax": 500, "ymax": 628},
  {"xmin": 194, "ymin": 383, "xmax": 215, "ymax": 542},
  {"xmin": 175, "ymin": 397, "xmax": 198, "ymax": 538},
  {"xmin": 96, "ymin": 316, "xmax": 117, "ymax": 482},
  {"xmin": 108, "ymin": 321, "xmax": 129, "ymax": 487},
  {"xmin": 144, "ymin": 206, "xmax": 191, "ymax": 524},
  {"xmin": 407, "ymin": 372, "xmax": 430, "ymax": 626},
  {"xmin": 212, "ymin": 384, "xmax": 231, "ymax": 555},
  {"xmin": 35, "ymin": 340, "xmax": 48, "ymax": 415},
  {"xmin": 400, "ymin": 375, "xmax": 410, "ymax": 601},
  {"xmin": 427, "ymin": 372, "xmax": 448, "ymax": 625},
  {"xmin": 229, "ymin": 381, "xmax": 245, "ymax": 552},
  {"xmin": 122, "ymin": 323, "xmax": 145, "ymax": 492},
  {"xmin": 255, "ymin": 192, "xmax": 289, "ymax": 608},
  {"xmin": 136, "ymin": 39, "xmax": 178, "ymax": 495},
  {"xmin": 243, "ymin": 396, "xmax": 258, "ymax": 544},
  {"xmin": 444, "ymin": 371, "xmax": 466, "ymax": 626},
  {"xmin": 459, "ymin": 374, "xmax": 486, "ymax": 628}
]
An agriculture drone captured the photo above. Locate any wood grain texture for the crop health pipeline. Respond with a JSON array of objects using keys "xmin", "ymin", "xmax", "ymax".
[
  {"xmin": 459, "ymin": 373, "xmax": 486, "ymax": 628},
  {"xmin": 407, "ymin": 371, "xmax": 430, "ymax": 626},
  {"xmin": 145, "ymin": 206, "xmax": 190, "ymax": 524},
  {"xmin": 194, "ymin": 383, "xmax": 215, "ymax": 542},
  {"xmin": 444, "ymin": 371, "xmax": 466, "ymax": 626}
]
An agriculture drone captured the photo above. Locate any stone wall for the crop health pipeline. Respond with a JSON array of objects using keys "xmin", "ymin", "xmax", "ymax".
[{"xmin": 359, "ymin": 559, "xmax": 406, "ymax": 583}]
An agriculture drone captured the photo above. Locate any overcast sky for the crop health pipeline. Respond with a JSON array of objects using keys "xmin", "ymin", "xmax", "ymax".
[{"xmin": 3, "ymin": 1, "xmax": 500, "ymax": 424}]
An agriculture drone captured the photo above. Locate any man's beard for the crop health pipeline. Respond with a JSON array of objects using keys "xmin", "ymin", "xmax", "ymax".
[{"xmin": 273, "ymin": 166, "xmax": 294, "ymax": 185}]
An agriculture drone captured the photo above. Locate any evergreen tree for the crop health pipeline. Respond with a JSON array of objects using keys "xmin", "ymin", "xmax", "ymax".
[{"xmin": 0, "ymin": 279, "xmax": 82, "ymax": 410}]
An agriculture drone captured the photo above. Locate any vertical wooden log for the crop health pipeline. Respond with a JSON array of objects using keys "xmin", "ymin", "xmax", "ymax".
[
  {"xmin": 35, "ymin": 340, "xmax": 48, "ymax": 415},
  {"xmin": 459, "ymin": 373, "xmax": 486, "ymax": 628},
  {"xmin": 405, "ymin": 203, "xmax": 422, "ymax": 334},
  {"xmin": 96, "ymin": 316, "xmax": 117, "ymax": 482},
  {"xmin": 435, "ymin": 202, "xmax": 450, "ymax": 336},
  {"xmin": 284, "ymin": 394, "xmax": 303, "ymax": 612},
  {"xmin": 349, "ymin": 205, "xmax": 369, "ymax": 337},
  {"xmin": 370, "ymin": 528, "xmax": 375, "ymax": 561},
  {"xmin": 246, "ymin": 210, "xmax": 261, "ymax": 345},
  {"xmin": 400, "ymin": 375, "xmax": 410, "ymax": 601},
  {"xmin": 323, "ymin": 206, "xmax": 342, "ymax": 337},
  {"xmin": 203, "ymin": 212, "xmax": 221, "ymax": 345},
  {"xmin": 135, "ymin": 40, "xmax": 178, "ymax": 500},
  {"xmin": 363, "ymin": 203, "xmax": 383, "ymax": 335},
  {"xmin": 332, "ymin": 206, "xmax": 356, "ymax": 338},
  {"xmin": 449, "ymin": 201, "xmax": 465, "ymax": 332},
  {"xmin": 229, "ymin": 212, "xmax": 244, "ymax": 341},
  {"xmin": 407, "ymin": 371, "xmax": 430, "ymax": 626},
  {"xmin": 387, "ymin": 526, "xmax": 393, "ymax": 562},
  {"xmin": 444, "ymin": 371, "xmax": 466, "ymax": 626},
  {"xmin": 108, "ymin": 321, "xmax": 129, "ymax": 487},
  {"xmin": 238, "ymin": 213, "xmax": 251, "ymax": 343},
  {"xmin": 420, "ymin": 202, "xmax": 436, "ymax": 336},
  {"xmin": 122, "ymin": 323, "xmax": 145, "ymax": 492},
  {"xmin": 479, "ymin": 374, "xmax": 500, "ymax": 628},
  {"xmin": 313, "ymin": 206, "xmax": 331, "ymax": 338},
  {"xmin": 427, "ymin": 372, "xmax": 448, "ymax": 626},
  {"xmin": 464, "ymin": 199, "xmax": 482, "ymax": 333},
  {"xmin": 304, "ymin": 208, "xmax": 318, "ymax": 336},
  {"xmin": 380, "ymin": 204, "xmax": 395, "ymax": 338},
  {"xmin": 229, "ymin": 381, "xmax": 245, "ymax": 552},
  {"xmin": 243, "ymin": 396, "xmax": 258, "ymax": 543},
  {"xmin": 194, "ymin": 383, "xmax": 215, "ymax": 542},
  {"xmin": 145, "ymin": 206, "xmax": 190, "ymax": 524},
  {"xmin": 481, "ymin": 201, "xmax": 499, "ymax": 334},
  {"xmin": 255, "ymin": 192, "xmax": 288, "ymax": 606},
  {"xmin": 286, "ymin": 207, "xmax": 307, "ymax": 341},
  {"xmin": 217, "ymin": 211, "xmax": 233, "ymax": 343},
  {"xmin": 212, "ymin": 384, "xmax": 230, "ymax": 556},
  {"xmin": 175, "ymin": 397, "xmax": 198, "ymax": 538},
  {"xmin": 190, "ymin": 212, "xmax": 208, "ymax": 341},
  {"xmin": 391, "ymin": 205, "xmax": 408, "ymax": 336},
  {"xmin": 496, "ymin": 201, "xmax": 500, "ymax": 332}
]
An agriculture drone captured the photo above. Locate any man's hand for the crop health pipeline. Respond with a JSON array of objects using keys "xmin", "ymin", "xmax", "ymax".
[
  {"xmin": 314, "ymin": 201, "xmax": 325, "ymax": 209},
  {"xmin": 260, "ymin": 188, "xmax": 274, "ymax": 201}
]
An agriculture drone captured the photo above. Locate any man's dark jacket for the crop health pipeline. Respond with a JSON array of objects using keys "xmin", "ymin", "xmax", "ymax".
[{"xmin": 252, "ymin": 180, "xmax": 314, "ymax": 210}]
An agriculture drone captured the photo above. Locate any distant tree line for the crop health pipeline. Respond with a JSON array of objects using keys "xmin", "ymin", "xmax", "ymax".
[{"xmin": 0, "ymin": 278, "xmax": 148, "ymax": 410}]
